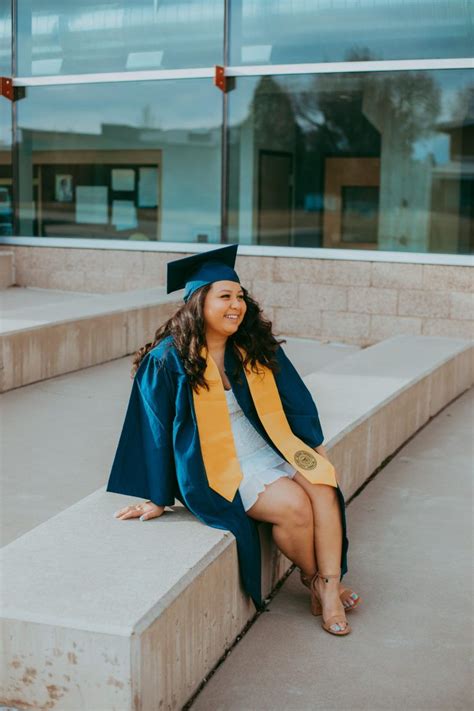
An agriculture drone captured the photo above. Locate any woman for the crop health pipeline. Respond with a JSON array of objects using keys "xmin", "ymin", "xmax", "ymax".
[{"xmin": 107, "ymin": 244, "xmax": 360, "ymax": 636}]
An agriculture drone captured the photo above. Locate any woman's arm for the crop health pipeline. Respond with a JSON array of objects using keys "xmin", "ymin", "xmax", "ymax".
[
  {"xmin": 106, "ymin": 353, "xmax": 178, "ymax": 505},
  {"xmin": 273, "ymin": 345, "xmax": 325, "ymax": 448}
]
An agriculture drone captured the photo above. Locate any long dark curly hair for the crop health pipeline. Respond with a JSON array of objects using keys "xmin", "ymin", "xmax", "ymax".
[{"xmin": 131, "ymin": 283, "xmax": 286, "ymax": 393}]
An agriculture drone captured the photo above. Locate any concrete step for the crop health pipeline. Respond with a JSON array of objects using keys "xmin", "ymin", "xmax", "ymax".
[
  {"xmin": 1, "ymin": 336, "xmax": 357, "ymax": 547},
  {"xmin": 1, "ymin": 335, "xmax": 472, "ymax": 711},
  {"xmin": 0, "ymin": 283, "xmax": 357, "ymax": 393},
  {"xmin": 0, "ymin": 286, "xmax": 180, "ymax": 392},
  {"xmin": 0, "ymin": 252, "xmax": 14, "ymax": 289}
]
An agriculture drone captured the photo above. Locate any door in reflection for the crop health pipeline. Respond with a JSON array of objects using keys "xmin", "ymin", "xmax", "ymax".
[{"xmin": 258, "ymin": 150, "xmax": 293, "ymax": 246}]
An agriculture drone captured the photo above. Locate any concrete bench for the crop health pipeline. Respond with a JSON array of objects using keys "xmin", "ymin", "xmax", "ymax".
[
  {"xmin": 1, "ymin": 335, "xmax": 472, "ymax": 710},
  {"xmin": 0, "ymin": 286, "xmax": 180, "ymax": 392},
  {"xmin": 0, "ymin": 336, "xmax": 358, "ymax": 548}
]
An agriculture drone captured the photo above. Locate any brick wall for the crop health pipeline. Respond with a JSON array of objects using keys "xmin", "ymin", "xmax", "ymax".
[{"xmin": 3, "ymin": 245, "xmax": 473, "ymax": 345}]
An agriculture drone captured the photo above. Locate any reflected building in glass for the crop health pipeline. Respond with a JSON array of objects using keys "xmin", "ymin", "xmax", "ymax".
[{"xmin": 0, "ymin": 0, "xmax": 473, "ymax": 255}]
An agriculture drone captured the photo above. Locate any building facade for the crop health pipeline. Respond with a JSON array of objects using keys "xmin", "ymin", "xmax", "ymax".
[{"xmin": 0, "ymin": 1, "xmax": 472, "ymax": 343}]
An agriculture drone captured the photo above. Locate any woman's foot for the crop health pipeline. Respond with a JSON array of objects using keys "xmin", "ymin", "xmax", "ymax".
[
  {"xmin": 339, "ymin": 585, "xmax": 361, "ymax": 611},
  {"xmin": 300, "ymin": 569, "xmax": 360, "ymax": 610},
  {"xmin": 311, "ymin": 572, "xmax": 350, "ymax": 634}
]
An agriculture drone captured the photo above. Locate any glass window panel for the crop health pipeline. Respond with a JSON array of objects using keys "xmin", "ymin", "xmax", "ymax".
[
  {"xmin": 16, "ymin": 79, "xmax": 221, "ymax": 242},
  {"xmin": 227, "ymin": 70, "xmax": 474, "ymax": 255},
  {"xmin": 229, "ymin": 1, "xmax": 474, "ymax": 65},
  {"xmin": 0, "ymin": 98, "xmax": 12, "ymax": 236},
  {"xmin": 0, "ymin": 0, "xmax": 12, "ymax": 75},
  {"xmin": 17, "ymin": 0, "xmax": 223, "ymax": 76}
]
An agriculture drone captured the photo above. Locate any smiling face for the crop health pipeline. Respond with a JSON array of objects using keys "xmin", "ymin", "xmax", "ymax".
[{"xmin": 202, "ymin": 280, "xmax": 247, "ymax": 342}]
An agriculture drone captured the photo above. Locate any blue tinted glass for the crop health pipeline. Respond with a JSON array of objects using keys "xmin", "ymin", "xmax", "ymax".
[
  {"xmin": 0, "ymin": 0, "xmax": 12, "ymax": 75},
  {"xmin": 229, "ymin": 1, "xmax": 474, "ymax": 64},
  {"xmin": 17, "ymin": 0, "xmax": 223, "ymax": 76},
  {"xmin": 227, "ymin": 70, "xmax": 473, "ymax": 255},
  {"xmin": 16, "ymin": 79, "xmax": 221, "ymax": 242},
  {"xmin": 0, "ymin": 98, "xmax": 12, "ymax": 236}
]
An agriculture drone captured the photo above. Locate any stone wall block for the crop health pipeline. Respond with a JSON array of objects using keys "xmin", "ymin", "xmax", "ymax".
[
  {"xmin": 102, "ymin": 250, "xmax": 144, "ymax": 273},
  {"xmin": 371, "ymin": 262, "xmax": 423, "ymax": 289},
  {"xmin": 122, "ymin": 274, "xmax": 163, "ymax": 291},
  {"xmin": 13, "ymin": 267, "xmax": 52, "ymax": 289},
  {"xmin": 28, "ymin": 247, "xmax": 70, "ymax": 271},
  {"xmin": 319, "ymin": 260, "xmax": 371, "ymax": 286},
  {"xmin": 450, "ymin": 292, "xmax": 474, "ymax": 321},
  {"xmin": 299, "ymin": 283, "xmax": 347, "ymax": 311},
  {"xmin": 273, "ymin": 307, "xmax": 322, "ymax": 338},
  {"xmin": 83, "ymin": 272, "xmax": 128, "ymax": 293},
  {"xmin": 422, "ymin": 265, "xmax": 473, "ymax": 292},
  {"xmin": 398, "ymin": 290, "xmax": 450, "ymax": 318},
  {"xmin": 65, "ymin": 248, "xmax": 107, "ymax": 271},
  {"xmin": 45, "ymin": 269, "xmax": 86, "ymax": 292},
  {"xmin": 251, "ymin": 281, "xmax": 298, "ymax": 308},
  {"xmin": 348, "ymin": 286, "xmax": 398, "ymax": 315},
  {"xmin": 273, "ymin": 257, "xmax": 321, "ymax": 283},
  {"xmin": 236, "ymin": 255, "xmax": 275, "ymax": 282},
  {"xmin": 369, "ymin": 315, "xmax": 422, "ymax": 340},
  {"xmin": 422, "ymin": 318, "xmax": 474, "ymax": 339},
  {"xmin": 321, "ymin": 312, "xmax": 371, "ymax": 344}
]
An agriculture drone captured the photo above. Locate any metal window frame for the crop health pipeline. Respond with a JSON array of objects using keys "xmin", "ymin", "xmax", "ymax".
[{"xmin": 11, "ymin": 57, "xmax": 474, "ymax": 86}]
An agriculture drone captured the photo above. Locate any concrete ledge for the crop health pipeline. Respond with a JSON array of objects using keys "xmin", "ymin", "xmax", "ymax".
[
  {"xmin": 308, "ymin": 336, "xmax": 474, "ymax": 498},
  {"xmin": 1, "ymin": 336, "xmax": 472, "ymax": 710},
  {"xmin": 0, "ymin": 287, "xmax": 180, "ymax": 391}
]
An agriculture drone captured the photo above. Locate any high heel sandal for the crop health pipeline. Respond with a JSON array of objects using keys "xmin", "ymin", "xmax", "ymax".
[
  {"xmin": 309, "ymin": 571, "xmax": 352, "ymax": 636},
  {"xmin": 299, "ymin": 569, "xmax": 361, "ymax": 615}
]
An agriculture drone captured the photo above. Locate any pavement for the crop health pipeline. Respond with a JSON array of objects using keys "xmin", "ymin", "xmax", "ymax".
[{"xmin": 190, "ymin": 388, "xmax": 474, "ymax": 711}]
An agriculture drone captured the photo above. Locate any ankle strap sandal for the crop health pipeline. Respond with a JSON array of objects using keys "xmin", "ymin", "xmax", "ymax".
[
  {"xmin": 309, "ymin": 571, "xmax": 352, "ymax": 636},
  {"xmin": 299, "ymin": 569, "xmax": 361, "ymax": 614}
]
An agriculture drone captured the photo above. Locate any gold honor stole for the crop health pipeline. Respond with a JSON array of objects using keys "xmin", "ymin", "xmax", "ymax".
[{"xmin": 192, "ymin": 345, "xmax": 338, "ymax": 502}]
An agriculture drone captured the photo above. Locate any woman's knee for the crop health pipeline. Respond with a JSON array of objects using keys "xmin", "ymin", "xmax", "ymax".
[
  {"xmin": 246, "ymin": 478, "xmax": 313, "ymax": 527},
  {"xmin": 284, "ymin": 486, "xmax": 314, "ymax": 528},
  {"xmin": 294, "ymin": 475, "xmax": 339, "ymax": 511}
]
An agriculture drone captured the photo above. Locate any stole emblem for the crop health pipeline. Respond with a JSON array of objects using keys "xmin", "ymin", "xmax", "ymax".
[{"xmin": 294, "ymin": 450, "xmax": 317, "ymax": 470}]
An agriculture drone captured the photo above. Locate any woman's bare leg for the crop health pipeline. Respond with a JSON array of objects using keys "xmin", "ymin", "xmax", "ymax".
[
  {"xmin": 292, "ymin": 474, "xmax": 349, "ymax": 630},
  {"xmin": 292, "ymin": 475, "xmax": 343, "ymax": 573},
  {"xmin": 246, "ymin": 477, "xmax": 317, "ymax": 577}
]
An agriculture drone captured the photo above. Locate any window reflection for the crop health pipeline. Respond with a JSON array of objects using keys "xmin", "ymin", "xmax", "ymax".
[
  {"xmin": 0, "ymin": 1, "xmax": 12, "ymax": 75},
  {"xmin": 0, "ymin": 99, "xmax": 12, "ymax": 236},
  {"xmin": 16, "ymin": 80, "xmax": 222, "ymax": 242},
  {"xmin": 227, "ymin": 70, "xmax": 474, "ymax": 254},
  {"xmin": 17, "ymin": 0, "xmax": 223, "ymax": 76},
  {"xmin": 229, "ymin": 0, "xmax": 474, "ymax": 65}
]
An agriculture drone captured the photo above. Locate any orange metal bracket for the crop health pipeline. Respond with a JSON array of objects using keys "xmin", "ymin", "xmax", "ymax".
[
  {"xmin": 214, "ymin": 65, "xmax": 226, "ymax": 92},
  {"xmin": 0, "ymin": 77, "xmax": 13, "ymax": 101},
  {"xmin": 213, "ymin": 65, "xmax": 235, "ymax": 94}
]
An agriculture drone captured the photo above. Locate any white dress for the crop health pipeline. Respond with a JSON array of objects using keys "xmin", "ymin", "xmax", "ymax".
[{"xmin": 224, "ymin": 386, "xmax": 297, "ymax": 511}]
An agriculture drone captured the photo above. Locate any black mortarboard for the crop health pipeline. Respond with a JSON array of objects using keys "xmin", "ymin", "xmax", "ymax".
[{"xmin": 166, "ymin": 244, "xmax": 240, "ymax": 302}]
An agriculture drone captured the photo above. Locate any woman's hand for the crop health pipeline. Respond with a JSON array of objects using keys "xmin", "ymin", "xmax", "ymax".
[
  {"xmin": 113, "ymin": 500, "xmax": 166, "ymax": 521},
  {"xmin": 313, "ymin": 444, "xmax": 330, "ymax": 461}
]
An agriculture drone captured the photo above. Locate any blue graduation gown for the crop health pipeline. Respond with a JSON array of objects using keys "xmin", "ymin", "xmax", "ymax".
[{"xmin": 106, "ymin": 335, "xmax": 349, "ymax": 611}]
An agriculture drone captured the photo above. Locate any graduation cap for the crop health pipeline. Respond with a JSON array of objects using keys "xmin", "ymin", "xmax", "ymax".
[{"xmin": 167, "ymin": 244, "xmax": 241, "ymax": 302}]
